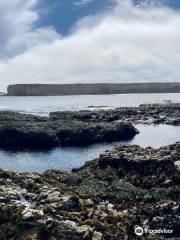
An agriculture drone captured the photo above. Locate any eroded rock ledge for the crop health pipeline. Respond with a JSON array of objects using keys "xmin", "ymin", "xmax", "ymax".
[
  {"xmin": 0, "ymin": 103, "xmax": 180, "ymax": 150},
  {"xmin": 0, "ymin": 142, "xmax": 180, "ymax": 239},
  {"xmin": 0, "ymin": 112, "xmax": 137, "ymax": 149},
  {"xmin": 50, "ymin": 103, "xmax": 180, "ymax": 125}
]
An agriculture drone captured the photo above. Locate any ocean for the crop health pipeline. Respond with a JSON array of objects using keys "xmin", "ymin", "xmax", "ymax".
[
  {"xmin": 0, "ymin": 93, "xmax": 180, "ymax": 115},
  {"xmin": 0, "ymin": 93, "xmax": 179, "ymax": 172}
]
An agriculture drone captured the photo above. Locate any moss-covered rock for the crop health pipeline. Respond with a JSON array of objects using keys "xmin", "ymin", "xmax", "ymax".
[
  {"xmin": 0, "ymin": 143, "xmax": 179, "ymax": 239},
  {"xmin": 0, "ymin": 112, "xmax": 138, "ymax": 149}
]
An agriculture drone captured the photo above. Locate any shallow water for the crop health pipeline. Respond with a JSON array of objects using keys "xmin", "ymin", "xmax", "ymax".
[
  {"xmin": 0, "ymin": 124, "xmax": 179, "ymax": 173},
  {"xmin": 0, "ymin": 93, "xmax": 180, "ymax": 115}
]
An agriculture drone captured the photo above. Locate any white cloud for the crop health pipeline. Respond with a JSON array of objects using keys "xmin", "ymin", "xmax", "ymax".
[
  {"xmin": 0, "ymin": 0, "xmax": 59, "ymax": 58},
  {"xmin": 0, "ymin": 0, "xmax": 180, "ymax": 92},
  {"xmin": 74, "ymin": 0, "xmax": 95, "ymax": 7}
]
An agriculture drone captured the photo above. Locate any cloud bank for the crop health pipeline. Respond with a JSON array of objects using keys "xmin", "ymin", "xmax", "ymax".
[{"xmin": 0, "ymin": 0, "xmax": 180, "ymax": 92}]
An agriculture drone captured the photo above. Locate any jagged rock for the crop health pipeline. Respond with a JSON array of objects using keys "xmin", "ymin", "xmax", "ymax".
[
  {"xmin": 0, "ymin": 103, "xmax": 179, "ymax": 150},
  {"xmin": 51, "ymin": 220, "xmax": 92, "ymax": 240},
  {"xmin": 98, "ymin": 144, "xmax": 176, "ymax": 175},
  {"xmin": 0, "ymin": 112, "xmax": 138, "ymax": 149},
  {"xmin": 0, "ymin": 142, "xmax": 179, "ymax": 239},
  {"xmin": 92, "ymin": 231, "xmax": 103, "ymax": 240},
  {"xmin": 57, "ymin": 196, "xmax": 80, "ymax": 212}
]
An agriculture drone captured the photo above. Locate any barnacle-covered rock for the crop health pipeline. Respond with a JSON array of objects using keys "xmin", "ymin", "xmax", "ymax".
[{"xmin": 0, "ymin": 142, "xmax": 179, "ymax": 239}]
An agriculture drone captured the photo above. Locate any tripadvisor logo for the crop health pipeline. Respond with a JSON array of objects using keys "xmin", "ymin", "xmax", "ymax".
[
  {"xmin": 134, "ymin": 226, "xmax": 173, "ymax": 236},
  {"xmin": 135, "ymin": 226, "xmax": 144, "ymax": 236}
]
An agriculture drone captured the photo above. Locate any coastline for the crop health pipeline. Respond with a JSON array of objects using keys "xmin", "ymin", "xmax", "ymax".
[
  {"xmin": 0, "ymin": 103, "xmax": 179, "ymax": 239},
  {"xmin": 0, "ymin": 103, "xmax": 179, "ymax": 150},
  {"xmin": 0, "ymin": 142, "xmax": 179, "ymax": 239},
  {"xmin": 7, "ymin": 83, "xmax": 180, "ymax": 96}
]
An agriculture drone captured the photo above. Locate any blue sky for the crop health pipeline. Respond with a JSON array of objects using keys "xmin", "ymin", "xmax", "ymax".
[
  {"xmin": 37, "ymin": 0, "xmax": 180, "ymax": 35},
  {"xmin": 0, "ymin": 0, "xmax": 180, "ymax": 91},
  {"xmin": 37, "ymin": 0, "xmax": 113, "ymax": 35}
]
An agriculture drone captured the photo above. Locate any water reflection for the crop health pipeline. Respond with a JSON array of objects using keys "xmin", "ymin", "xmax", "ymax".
[{"xmin": 0, "ymin": 124, "xmax": 179, "ymax": 173}]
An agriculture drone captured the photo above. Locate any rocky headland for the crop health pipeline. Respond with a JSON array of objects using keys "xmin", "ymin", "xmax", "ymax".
[
  {"xmin": 0, "ymin": 142, "xmax": 180, "ymax": 239},
  {"xmin": 7, "ymin": 83, "xmax": 180, "ymax": 96}
]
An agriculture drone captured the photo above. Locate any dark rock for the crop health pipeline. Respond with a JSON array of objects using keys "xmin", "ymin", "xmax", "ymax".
[
  {"xmin": 57, "ymin": 196, "xmax": 81, "ymax": 212},
  {"xmin": 0, "ymin": 142, "xmax": 179, "ymax": 239},
  {"xmin": 98, "ymin": 144, "xmax": 175, "ymax": 176},
  {"xmin": 48, "ymin": 220, "xmax": 91, "ymax": 240},
  {"xmin": 0, "ymin": 112, "xmax": 138, "ymax": 149}
]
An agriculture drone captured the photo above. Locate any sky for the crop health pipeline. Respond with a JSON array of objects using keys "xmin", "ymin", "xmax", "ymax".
[{"xmin": 0, "ymin": 0, "xmax": 180, "ymax": 92}]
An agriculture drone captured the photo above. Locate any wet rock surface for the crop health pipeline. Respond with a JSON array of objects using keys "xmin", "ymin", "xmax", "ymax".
[
  {"xmin": 0, "ymin": 113, "xmax": 137, "ymax": 150},
  {"xmin": 51, "ymin": 103, "xmax": 180, "ymax": 125},
  {"xmin": 0, "ymin": 103, "xmax": 179, "ymax": 150},
  {"xmin": 0, "ymin": 142, "xmax": 180, "ymax": 239}
]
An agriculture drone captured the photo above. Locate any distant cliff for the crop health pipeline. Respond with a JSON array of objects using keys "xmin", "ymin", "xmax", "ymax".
[{"xmin": 7, "ymin": 83, "xmax": 180, "ymax": 96}]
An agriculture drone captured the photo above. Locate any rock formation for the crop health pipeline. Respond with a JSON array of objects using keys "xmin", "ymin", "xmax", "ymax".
[
  {"xmin": 0, "ymin": 111, "xmax": 138, "ymax": 149},
  {"xmin": 0, "ymin": 103, "xmax": 180, "ymax": 149},
  {"xmin": 7, "ymin": 82, "xmax": 180, "ymax": 96},
  {"xmin": 0, "ymin": 142, "xmax": 179, "ymax": 239}
]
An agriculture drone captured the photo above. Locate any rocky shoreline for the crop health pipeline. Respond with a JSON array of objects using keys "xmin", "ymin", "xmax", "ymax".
[
  {"xmin": 0, "ymin": 103, "xmax": 179, "ymax": 150},
  {"xmin": 0, "ymin": 142, "xmax": 180, "ymax": 239},
  {"xmin": 50, "ymin": 103, "xmax": 180, "ymax": 125},
  {"xmin": 0, "ymin": 103, "xmax": 180, "ymax": 239}
]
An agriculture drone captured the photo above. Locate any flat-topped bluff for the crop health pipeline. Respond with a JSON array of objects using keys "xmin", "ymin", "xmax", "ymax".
[{"xmin": 7, "ymin": 82, "xmax": 180, "ymax": 96}]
